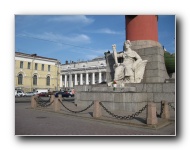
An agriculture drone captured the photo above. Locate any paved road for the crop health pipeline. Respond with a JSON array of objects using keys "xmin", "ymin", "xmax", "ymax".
[{"xmin": 15, "ymin": 98, "xmax": 175, "ymax": 136}]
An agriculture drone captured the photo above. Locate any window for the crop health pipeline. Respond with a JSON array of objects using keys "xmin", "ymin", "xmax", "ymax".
[
  {"xmin": 42, "ymin": 64, "xmax": 44, "ymax": 71},
  {"xmin": 46, "ymin": 76, "xmax": 50, "ymax": 86},
  {"xmin": 35, "ymin": 63, "xmax": 38, "ymax": 70},
  {"xmin": 48, "ymin": 65, "xmax": 50, "ymax": 71},
  {"xmin": 28, "ymin": 62, "xmax": 31, "ymax": 69},
  {"xmin": 33, "ymin": 75, "xmax": 37, "ymax": 85},
  {"xmin": 20, "ymin": 61, "xmax": 23, "ymax": 68},
  {"xmin": 18, "ymin": 74, "xmax": 23, "ymax": 85}
]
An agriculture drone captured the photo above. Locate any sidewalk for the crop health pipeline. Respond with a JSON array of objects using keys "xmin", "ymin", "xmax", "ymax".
[{"xmin": 15, "ymin": 99, "xmax": 176, "ymax": 135}]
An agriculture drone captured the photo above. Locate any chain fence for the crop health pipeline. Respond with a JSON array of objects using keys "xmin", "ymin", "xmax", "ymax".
[
  {"xmin": 58, "ymin": 99, "xmax": 94, "ymax": 113},
  {"xmin": 156, "ymin": 102, "xmax": 164, "ymax": 117},
  {"xmin": 168, "ymin": 102, "xmax": 175, "ymax": 111},
  {"xmin": 34, "ymin": 97, "xmax": 54, "ymax": 108},
  {"xmin": 99, "ymin": 102, "xmax": 147, "ymax": 120},
  {"xmin": 156, "ymin": 102, "xmax": 175, "ymax": 117},
  {"xmin": 38, "ymin": 96, "xmax": 51, "ymax": 101}
]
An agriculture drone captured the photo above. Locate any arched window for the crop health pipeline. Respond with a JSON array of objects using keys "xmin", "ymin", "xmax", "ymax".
[
  {"xmin": 46, "ymin": 76, "xmax": 50, "ymax": 86},
  {"xmin": 18, "ymin": 74, "xmax": 23, "ymax": 85},
  {"xmin": 33, "ymin": 75, "xmax": 37, "ymax": 85}
]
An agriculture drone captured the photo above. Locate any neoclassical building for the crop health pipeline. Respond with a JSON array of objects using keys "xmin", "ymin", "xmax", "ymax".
[
  {"xmin": 60, "ymin": 57, "xmax": 106, "ymax": 88},
  {"xmin": 15, "ymin": 52, "xmax": 61, "ymax": 92}
]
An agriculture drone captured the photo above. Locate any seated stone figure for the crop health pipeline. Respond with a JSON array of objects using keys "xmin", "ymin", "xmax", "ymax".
[{"xmin": 112, "ymin": 40, "xmax": 148, "ymax": 85}]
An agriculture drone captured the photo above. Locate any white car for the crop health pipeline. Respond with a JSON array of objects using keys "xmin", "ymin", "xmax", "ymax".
[{"xmin": 15, "ymin": 90, "xmax": 25, "ymax": 97}]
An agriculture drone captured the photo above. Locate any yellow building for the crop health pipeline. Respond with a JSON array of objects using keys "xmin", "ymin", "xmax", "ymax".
[{"xmin": 15, "ymin": 52, "xmax": 61, "ymax": 92}]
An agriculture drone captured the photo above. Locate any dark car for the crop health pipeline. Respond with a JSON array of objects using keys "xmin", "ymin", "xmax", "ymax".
[
  {"xmin": 48, "ymin": 91, "xmax": 58, "ymax": 96},
  {"xmin": 38, "ymin": 92, "xmax": 49, "ymax": 97},
  {"xmin": 54, "ymin": 91, "xmax": 73, "ymax": 98}
]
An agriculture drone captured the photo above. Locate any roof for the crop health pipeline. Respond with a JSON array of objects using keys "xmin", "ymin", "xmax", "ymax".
[{"xmin": 15, "ymin": 51, "xmax": 59, "ymax": 62}]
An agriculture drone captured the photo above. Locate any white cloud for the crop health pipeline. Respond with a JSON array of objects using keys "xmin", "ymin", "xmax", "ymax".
[
  {"xmin": 90, "ymin": 28, "xmax": 124, "ymax": 35},
  {"xmin": 70, "ymin": 34, "xmax": 91, "ymax": 43},
  {"xmin": 48, "ymin": 15, "xmax": 94, "ymax": 24},
  {"xmin": 17, "ymin": 32, "xmax": 91, "ymax": 44}
]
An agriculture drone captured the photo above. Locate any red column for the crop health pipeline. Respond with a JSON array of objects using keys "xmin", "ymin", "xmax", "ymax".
[{"xmin": 125, "ymin": 15, "xmax": 158, "ymax": 42}]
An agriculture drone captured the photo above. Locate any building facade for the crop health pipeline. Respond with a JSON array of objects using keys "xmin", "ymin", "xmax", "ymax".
[
  {"xmin": 15, "ymin": 52, "xmax": 61, "ymax": 92},
  {"xmin": 60, "ymin": 57, "xmax": 106, "ymax": 88}
]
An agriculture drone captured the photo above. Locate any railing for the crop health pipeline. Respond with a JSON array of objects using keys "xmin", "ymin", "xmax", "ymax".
[{"xmin": 31, "ymin": 95, "xmax": 175, "ymax": 125}]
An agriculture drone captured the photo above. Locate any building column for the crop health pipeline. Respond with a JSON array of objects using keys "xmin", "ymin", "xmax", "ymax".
[
  {"xmin": 64, "ymin": 74, "xmax": 67, "ymax": 87},
  {"xmin": 92, "ymin": 72, "xmax": 95, "ymax": 84},
  {"xmin": 75, "ymin": 74, "xmax": 78, "ymax": 85},
  {"xmin": 99, "ymin": 72, "xmax": 102, "ymax": 83},
  {"xmin": 86, "ymin": 73, "xmax": 89, "ymax": 85},
  {"xmin": 60, "ymin": 75, "xmax": 63, "ymax": 88},
  {"xmin": 69, "ymin": 74, "xmax": 72, "ymax": 88},
  {"xmin": 80, "ymin": 73, "xmax": 83, "ymax": 85},
  {"xmin": 102, "ymin": 72, "xmax": 106, "ymax": 82}
]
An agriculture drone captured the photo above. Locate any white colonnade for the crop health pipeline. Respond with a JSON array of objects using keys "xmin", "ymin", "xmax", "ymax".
[{"xmin": 61, "ymin": 71, "xmax": 106, "ymax": 88}]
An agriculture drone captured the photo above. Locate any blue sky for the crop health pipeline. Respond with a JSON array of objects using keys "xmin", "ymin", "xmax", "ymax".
[{"xmin": 15, "ymin": 15, "xmax": 175, "ymax": 64}]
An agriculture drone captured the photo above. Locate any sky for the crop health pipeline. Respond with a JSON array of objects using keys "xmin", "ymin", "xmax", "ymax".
[{"xmin": 15, "ymin": 15, "xmax": 175, "ymax": 64}]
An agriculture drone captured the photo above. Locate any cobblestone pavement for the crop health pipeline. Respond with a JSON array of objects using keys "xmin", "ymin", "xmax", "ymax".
[{"xmin": 15, "ymin": 100, "xmax": 175, "ymax": 136}]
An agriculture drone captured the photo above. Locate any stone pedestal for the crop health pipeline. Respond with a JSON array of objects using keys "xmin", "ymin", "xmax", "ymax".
[
  {"xmin": 93, "ymin": 100, "xmax": 102, "ymax": 118},
  {"xmin": 161, "ymin": 101, "xmax": 170, "ymax": 119},
  {"xmin": 146, "ymin": 102, "xmax": 158, "ymax": 125},
  {"xmin": 31, "ymin": 96, "xmax": 37, "ymax": 109},
  {"xmin": 130, "ymin": 40, "xmax": 162, "ymax": 50},
  {"xmin": 53, "ymin": 94, "xmax": 62, "ymax": 112},
  {"xmin": 50, "ymin": 95, "xmax": 55, "ymax": 108},
  {"xmin": 75, "ymin": 83, "xmax": 175, "ymax": 115}
]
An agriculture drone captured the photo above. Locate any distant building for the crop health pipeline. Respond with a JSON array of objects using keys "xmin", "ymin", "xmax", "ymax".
[
  {"xmin": 15, "ymin": 52, "xmax": 61, "ymax": 92},
  {"xmin": 60, "ymin": 56, "xmax": 106, "ymax": 88}
]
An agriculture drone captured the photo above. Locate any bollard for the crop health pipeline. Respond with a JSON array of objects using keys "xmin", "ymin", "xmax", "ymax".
[
  {"xmin": 50, "ymin": 94, "xmax": 55, "ymax": 108},
  {"xmin": 93, "ymin": 100, "xmax": 102, "ymax": 118},
  {"xmin": 161, "ymin": 101, "xmax": 170, "ymax": 119},
  {"xmin": 146, "ymin": 102, "xmax": 158, "ymax": 125},
  {"xmin": 53, "ymin": 94, "xmax": 62, "ymax": 112},
  {"xmin": 31, "ymin": 95, "xmax": 37, "ymax": 109}
]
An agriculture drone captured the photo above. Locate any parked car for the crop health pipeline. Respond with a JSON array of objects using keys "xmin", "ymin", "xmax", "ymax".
[
  {"xmin": 35, "ymin": 89, "xmax": 48, "ymax": 94},
  {"xmin": 100, "ymin": 81, "xmax": 107, "ymax": 84},
  {"xmin": 15, "ymin": 90, "xmax": 25, "ymax": 97},
  {"xmin": 68, "ymin": 90, "xmax": 75, "ymax": 97},
  {"xmin": 33, "ymin": 91, "xmax": 38, "ymax": 95},
  {"xmin": 25, "ymin": 92, "xmax": 35, "ymax": 97},
  {"xmin": 54, "ymin": 91, "xmax": 73, "ymax": 98},
  {"xmin": 37, "ymin": 92, "xmax": 49, "ymax": 97},
  {"xmin": 47, "ymin": 91, "xmax": 58, "ymax": 96}
]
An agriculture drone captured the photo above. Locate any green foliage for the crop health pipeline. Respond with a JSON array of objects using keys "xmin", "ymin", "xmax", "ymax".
[{"xmin": 164, "ymin": 51, "xmax": 175, "ymax": 74}]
